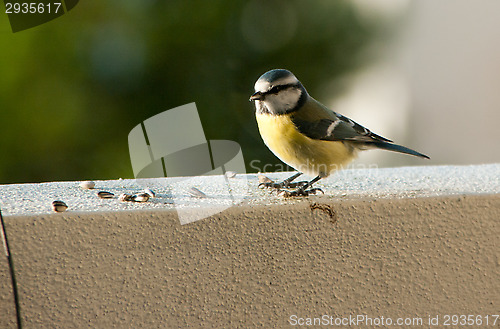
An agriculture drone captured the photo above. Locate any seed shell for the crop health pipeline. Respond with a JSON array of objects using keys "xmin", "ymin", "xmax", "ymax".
[
  {"xmin": 119, "ymin": 193, "xmax": 134, "ymax": 202},
  {"xmin": 79, "ymin": 181, "xmax": 95, "ymax": 189},
  {"xmin": 132, "ymin": 193, "xmax": 150, "ymax": 202},
  {"xmin": 258, "ymin": 174, "xmax": 273, "ymax": 184},
  {"xmin": 143, "ymin": 188, "xmax": 156, "ymax": 198},
  {"xmin": 52, "ymin": 200, "xmax": 68, "ymax": 212},
  {"xmin": 97, "ymin": 191, "xmax": 114, "ymax": 199},
  {"xmin": 188, "ymin": 187, "xmax": 207, "ymax": 198},
  {"xmin": 225, "ymin": 171, "xmax": 237, "ymax": 178}
]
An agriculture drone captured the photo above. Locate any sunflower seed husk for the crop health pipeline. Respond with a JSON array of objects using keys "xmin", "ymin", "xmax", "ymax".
[
  {"xmin": 225, "ymin": 171, "xmax": 237, "ymax": 178},
  {"xmin": 143, "ymin": 188, "xmax": 156, "ymax": 198},
  {"xmin": 52, "ymin": 200, "xmax": 68, "ymax": 212},
  {"xmin": 79, "ymin": 181, "xmax": 95, "ymax": 189},
  {"xmin": 188, "ymin": 187, "xmax": 207, "ymax": 198},
  {"xmin": 119, "ymin": 193, "xmax": 134, "ymax": 202},
  {"xmin": 132, "ymin": 193, "xmax": 150, "ymax": 202},
  {"xmin": 258, "ymin": 174, "xmax": 273, "ymax": 184},
  {"xmin": 97, "ymin": 191, "xmax": 114, "ymax": 199}
]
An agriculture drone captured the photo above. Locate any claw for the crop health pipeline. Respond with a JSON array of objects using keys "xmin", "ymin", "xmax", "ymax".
[
  {"xmin": 258, "ymin": 182, "xmax": 280, "ymax": 189},
  {"xmin": 278, "ymin": 187, "xmax": 324, "ymax": 197},
  {"xmin": 259, "ymin": 180, "xmax": 309, "ymax": 189},
  {"xmin": 307, "ymin": 188, "xmax": 324, "ymax": 195},
  {"xmin": 283, "ymin": 181, "xmax": 309, "ymax": 188}
]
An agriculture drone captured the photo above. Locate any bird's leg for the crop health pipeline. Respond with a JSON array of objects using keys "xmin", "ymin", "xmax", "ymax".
[
  {"xmin": 279, "ymin": 172, "xmax": 310, "ymax": 188},
  {"xmin": 278, "ymin": 175, "xmax": 324, "ymax": 197},
  {"xmin": 259, "ymin": 172, "xmax": 308, "ymax": 189}
]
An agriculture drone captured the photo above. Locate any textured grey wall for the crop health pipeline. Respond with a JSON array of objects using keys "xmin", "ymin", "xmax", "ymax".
[
  {"xmin": 0, "ymin": 249, "xmax": 16, "ymax": 329},
  {"xmin": 1, "ymin": 194, "xmax": 498, "ymax": 328}
]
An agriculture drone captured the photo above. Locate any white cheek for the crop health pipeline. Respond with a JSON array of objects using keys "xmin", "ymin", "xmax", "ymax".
[
  {"xmin": 265, "ymin": 89, "xmax": 301, "ymax": 113},
  {"xmin": 277, "ymin": 91, "xmax": 298, "ymax": 107}
]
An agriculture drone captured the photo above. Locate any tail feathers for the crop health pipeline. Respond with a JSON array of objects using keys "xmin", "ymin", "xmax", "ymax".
[{"xmin": 371, "ymin": 141, "xmax": 430, "ymax": 159}]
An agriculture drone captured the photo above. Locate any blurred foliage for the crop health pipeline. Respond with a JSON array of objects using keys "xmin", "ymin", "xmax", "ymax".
[{"xmin": 0, "ymin": 0, "xmax": 394, "ymax": 183}]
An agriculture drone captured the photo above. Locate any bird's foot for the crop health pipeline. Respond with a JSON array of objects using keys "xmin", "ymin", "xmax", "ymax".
[
  {"xmin": 259, "ymin": 181, "xmax": 308, "ymax": 190},
  {"xmin": 259, "ymin": 180, "xmax": 309, "ymax": 189},
  {"xmin": 284, "ymin": 181, "xmax": 309, "ymax": 188},
  {"xmin": 278, "ymin": 187, "xmax": 324, "ymax": 197}
]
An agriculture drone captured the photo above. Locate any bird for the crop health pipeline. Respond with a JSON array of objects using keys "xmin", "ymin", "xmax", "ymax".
[{"xmin": 249, "ymin": 69, "xmax": 429, "ymax": 197}]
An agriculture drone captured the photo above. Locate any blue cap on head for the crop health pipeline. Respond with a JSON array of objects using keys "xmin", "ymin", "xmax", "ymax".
[{"xmin": 258, "ymin": 69, "xmax": 294, "ymax": 83}]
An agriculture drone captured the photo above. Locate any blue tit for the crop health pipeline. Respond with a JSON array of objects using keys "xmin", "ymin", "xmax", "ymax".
[{"xmin": 250, "ymin": 69, "xmax": 429, "ymax": 197}]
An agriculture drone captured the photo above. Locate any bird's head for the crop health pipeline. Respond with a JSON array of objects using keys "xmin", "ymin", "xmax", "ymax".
[{"xmin": 250, "ymin": 69, "xmax": 308, "ymax": 115}]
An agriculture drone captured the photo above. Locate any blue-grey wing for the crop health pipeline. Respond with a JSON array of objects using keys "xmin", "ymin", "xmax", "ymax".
[{"xmin": 291, "ymin": 98, "xmax": 392, "ymax": 143}]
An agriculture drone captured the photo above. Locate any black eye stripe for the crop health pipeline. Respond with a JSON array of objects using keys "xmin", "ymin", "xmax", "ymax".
[{"xmin": 265, "ymin": 83, "xmax": 296, "ymax": 95}]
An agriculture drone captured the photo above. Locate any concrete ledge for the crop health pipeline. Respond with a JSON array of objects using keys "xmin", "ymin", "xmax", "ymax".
[
  {"xmin": 1, "ymin": 164, "xmax": 499, "ymax": 328},
  {"xmin": 0, "ymin": 164, "xmax": 499, "ymax": 217}
]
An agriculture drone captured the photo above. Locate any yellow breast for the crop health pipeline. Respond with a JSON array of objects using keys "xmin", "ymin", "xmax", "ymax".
[{"xmin": 256, "ymin": 113, "xmax": 356, "ymax": 177}]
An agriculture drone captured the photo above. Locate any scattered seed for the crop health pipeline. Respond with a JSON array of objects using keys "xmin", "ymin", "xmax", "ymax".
[
  {"xmin": 258, "ymin": 174, "xmax": 273, "ymax": 184},
  {"xmin": 143, "ymin": 188, "xmax": 156, "ymax": 198},
  {"xmin": 52, "ymin": 200, "xmax": 68, "ymax": 212},
  {"xmin": 188, "ymin": 187, "xmax": 207, "ymax": 198},
  {"xmin": 79, "ymin": 181, "xmax": 95, "ymax": 189},
  {"xmin": 119, "ymin": 193, "xmax": 134, "ymax": 202},
  {"xmin": 132, "ymin": 193, "xmax": 150, "ymax": 202},
  {"xmin": 225, "ymin": 171, "xmax": 237, "ymax": 178},
  {"xmin": 97, "ymin": 191, "xmax": 114, "ymax": 199}
]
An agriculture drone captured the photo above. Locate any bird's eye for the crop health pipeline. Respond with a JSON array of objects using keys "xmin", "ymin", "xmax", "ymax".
[{"xmin": 268, "ymin": 85, "xmax": 284, "ymax": 94}]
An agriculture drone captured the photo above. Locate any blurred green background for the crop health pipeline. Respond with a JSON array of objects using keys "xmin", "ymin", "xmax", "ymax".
[{"xmin": 0, "ymin": 0, "xmax": 398, "ymax": 183}]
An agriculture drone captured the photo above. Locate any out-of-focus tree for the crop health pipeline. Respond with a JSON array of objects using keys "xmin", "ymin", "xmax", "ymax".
[{"xmin": 0, "ymin": 0, "xmax": 392, "ymax": 183}]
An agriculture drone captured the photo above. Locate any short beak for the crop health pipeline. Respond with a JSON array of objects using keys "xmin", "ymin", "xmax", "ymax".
[{"xmin": 249, "ymin": 92, "xmax": 263, "ymax": 102}]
